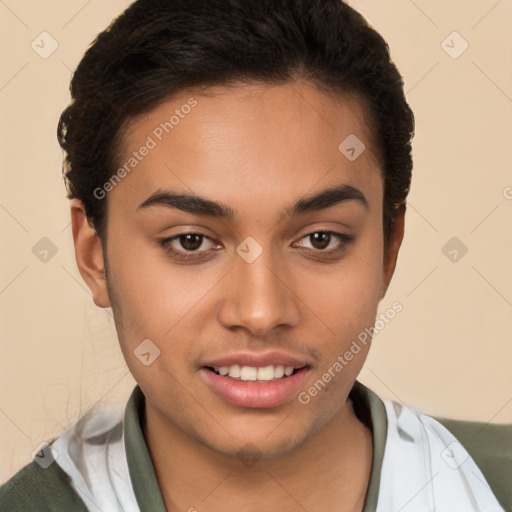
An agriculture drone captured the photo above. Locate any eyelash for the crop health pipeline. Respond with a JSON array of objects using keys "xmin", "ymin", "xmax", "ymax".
[{"xmin": 159, "ymin": 231, "xmax": 354, "ymax": 262}]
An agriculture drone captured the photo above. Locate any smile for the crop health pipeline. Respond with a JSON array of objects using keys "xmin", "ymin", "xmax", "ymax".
[
  {"xmin": 201, "ymin": 365, "xmax": 310, "ymax": 408},
  {"xmin": 208, "ymin": 364, "xmax": 300, "ymax": 381}
]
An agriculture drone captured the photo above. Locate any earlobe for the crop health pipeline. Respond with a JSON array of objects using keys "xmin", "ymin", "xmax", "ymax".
[
  {"xmin": 70, "ymin": 199, "xmax": 111, "ymax": 308},
  {"xmin": 379, "ymin": 204, "xmax": 406, "ymax": 300}
]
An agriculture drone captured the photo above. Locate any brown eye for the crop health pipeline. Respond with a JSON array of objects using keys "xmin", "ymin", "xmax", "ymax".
[
  {"xmin": 159, "ymin": 233, "xmax": 220, "ymax": 262},
  {"xmin": 178, "ymin": 234, "xmax": 204, "ymax": 251},
  {"xmin": 294, "ymin": 230, "xmax": 354, "ymax": 258},
  {"xmin": 309, "ymin": 232, "xmax": 332, "ymax": 250}
]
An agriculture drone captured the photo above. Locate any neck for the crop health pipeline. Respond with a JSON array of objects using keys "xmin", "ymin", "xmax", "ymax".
[{"xmin": 144, "ymin": 398, "xmax": 373, "ymax": 512}]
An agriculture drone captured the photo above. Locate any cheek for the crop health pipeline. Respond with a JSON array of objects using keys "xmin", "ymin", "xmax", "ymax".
[
  {"xmin": 300, "ymin": 234, "xmax": 383, "ymax": 340},
  {"xmin": 295, "ymin": 242, "xmax": 383, "ymax": 409},
  {"xmin": 106, "ymin": 255, "xmax": 209, "ymax": 391},
  {"xmin": 107, "ymin": 237, "xmax": 207, "ymax": 332}
]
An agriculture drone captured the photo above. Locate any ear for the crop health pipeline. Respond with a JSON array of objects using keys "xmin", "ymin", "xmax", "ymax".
[
  {"xmin": 379, "ymin": 204, "xmax": 405, "ymax": 300},
  {"xmin": 70, "ymin": 198, "xmax": 111, "ymax": 308}
]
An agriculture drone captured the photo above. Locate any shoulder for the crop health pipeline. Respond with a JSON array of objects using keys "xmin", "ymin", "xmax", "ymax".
[
  {"xmin": 0, "ymin": 455, "xmax": 88, "ymax": 512},
  {"xmin": 434, "ymin": 415, "xmax": 512, "ymax": 512},
  {"xmin": 377, "ymin": 399, "xmax": 509, "ymax": 511}
]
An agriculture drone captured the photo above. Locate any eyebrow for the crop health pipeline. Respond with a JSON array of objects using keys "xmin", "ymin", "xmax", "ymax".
[{"xmin": 137, "ymin": 184, "xmax": 369, "ymax": 220}]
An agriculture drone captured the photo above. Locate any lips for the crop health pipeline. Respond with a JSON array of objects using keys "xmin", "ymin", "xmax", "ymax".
[
  {"xmin": 202, "ymin": 350, "xmax": 309, "ymax": 370},
  {"xmin": 200, "ymin": 351, "xmax": 311, "ymax": 408}
]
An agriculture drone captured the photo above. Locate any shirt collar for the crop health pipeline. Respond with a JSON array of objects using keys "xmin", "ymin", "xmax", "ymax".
[
  {"xmin": 124, "ymin": 385, "xmax": 167, "ymax": 512},
  {"xmin": 123, "ymin": 380, "xmax": 387, "ymax": 512}
]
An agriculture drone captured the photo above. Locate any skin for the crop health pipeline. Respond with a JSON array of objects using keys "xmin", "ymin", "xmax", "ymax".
[{"xmin": 71, "ymin": 79, "xmax": 405, "ymax": 512}]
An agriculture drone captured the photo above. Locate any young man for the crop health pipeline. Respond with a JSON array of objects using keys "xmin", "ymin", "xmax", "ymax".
[{"xmin": 1, "ymin": 0, "xmax": 510, "ymax": 511}]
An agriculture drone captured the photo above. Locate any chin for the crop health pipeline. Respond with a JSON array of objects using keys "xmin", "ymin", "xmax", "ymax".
[{"xmin": 201, "ymin": 420, "xmax": 317, "ymax": 463}]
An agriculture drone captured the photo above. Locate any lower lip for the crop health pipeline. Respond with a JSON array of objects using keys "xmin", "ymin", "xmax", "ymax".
[{"xmin": 200, "ymin": 367, "xmax": 309, "ymax": 408}]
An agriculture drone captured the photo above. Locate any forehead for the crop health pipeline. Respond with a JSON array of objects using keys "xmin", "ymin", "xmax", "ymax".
[{"xmin": 110, "ymin": 80, "xmax": 382, "ymax": 219}]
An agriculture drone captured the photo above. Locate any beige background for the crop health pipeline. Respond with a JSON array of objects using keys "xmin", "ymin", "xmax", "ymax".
[{"xmin": 1, "ymin": 0, "xmax": 511, "ymax": 482}]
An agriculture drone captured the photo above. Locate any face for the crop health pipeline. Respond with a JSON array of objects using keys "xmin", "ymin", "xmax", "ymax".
[{"xmin": 75, "ymin": 80, "xmax": 402, "ymax": 459}]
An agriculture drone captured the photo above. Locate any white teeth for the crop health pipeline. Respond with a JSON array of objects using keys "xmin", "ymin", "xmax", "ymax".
[
  {"xmin": 228, "ymin": 364, "xmax": 241, "ymax": 378},
  {"xmin": 212, "ymin": 364, "xmax": 299, "ymax": 381},
  {"xmin": 274, "ymin": 365, "xmax": 285, "ymax": 378},
  {"xmin": 257, "ymin": 365, "xmax": 275, "ymax": 381},
  {"xmin": 240, "ymin": 366, "xmax": 258, "ymax": 381}
]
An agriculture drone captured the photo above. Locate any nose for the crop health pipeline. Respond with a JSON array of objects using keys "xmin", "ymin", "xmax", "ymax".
[{"xmin": 217, "ymin": 246, "xmax": 301, "ymax": 337}]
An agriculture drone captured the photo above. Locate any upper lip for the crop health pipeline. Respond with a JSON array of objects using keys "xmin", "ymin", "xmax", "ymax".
[{"xmin": 202, "ymin": 351, "xmax": 310, "ymax": 369}]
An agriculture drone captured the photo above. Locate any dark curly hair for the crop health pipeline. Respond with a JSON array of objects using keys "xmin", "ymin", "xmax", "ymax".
[{"xmin": 58, "ymin": 0, "xmax": 414, "ymax": 251}]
